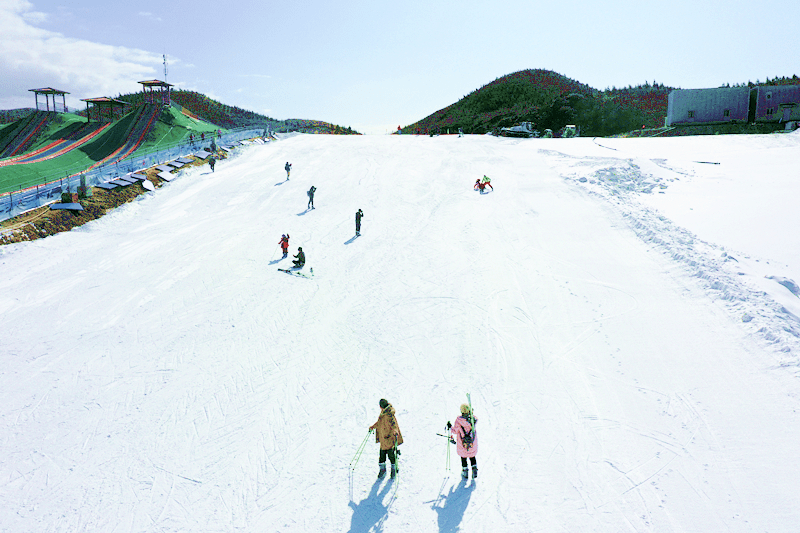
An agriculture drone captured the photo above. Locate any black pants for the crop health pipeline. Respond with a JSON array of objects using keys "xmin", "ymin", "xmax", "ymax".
[
  {"xmin": 379, "ymin": 448, "xmax": 396, "ymax": 464},
  {"xmin": 460, "ymin": 457, "xmax": 477, "ymax": 468}
]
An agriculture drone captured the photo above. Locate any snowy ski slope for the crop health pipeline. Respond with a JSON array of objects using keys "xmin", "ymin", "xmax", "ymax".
[{"xmin": 1, "ymin": 132, "xmax": 799, "ymax": 532}]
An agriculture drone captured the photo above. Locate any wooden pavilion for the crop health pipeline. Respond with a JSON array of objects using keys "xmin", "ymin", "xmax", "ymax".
[
  {"xmin": 81, "ymin": 97, "xmax": 130, "ymax": 123},
  {"xmin": 29, "ymin": 87, "xmax": 70, "ymax": 112},
  {"xmin": 138, "ymin": 80, "xmax": 173, "ymax": 105}
]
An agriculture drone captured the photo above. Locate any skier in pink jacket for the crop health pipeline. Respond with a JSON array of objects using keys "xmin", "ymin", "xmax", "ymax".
[{"xmin": 447, "ymin": 403, "xmax": 478, "ymax": 479}]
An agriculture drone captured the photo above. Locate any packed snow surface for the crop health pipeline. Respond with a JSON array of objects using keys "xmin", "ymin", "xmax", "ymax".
[{"xmin": 1, "ymin": 132, "xmax": 800, "ymax": 532}]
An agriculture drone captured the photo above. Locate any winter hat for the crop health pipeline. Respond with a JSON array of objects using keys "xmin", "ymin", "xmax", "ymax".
[
  {"xmin": 460, "ymin": 403, "xmax": 471, "ymax": 415},
  {"xmin": 379, "ymin": 399, "xmax": 389, "ymax": 409},
  {"xmin": 298, "ymin": 247, "xmax": 303, "ymax": 251}
]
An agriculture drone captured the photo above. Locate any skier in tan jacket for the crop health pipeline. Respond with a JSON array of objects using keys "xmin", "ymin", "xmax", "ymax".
[{"xmin": 369, "ymin": 398, "xmax": 403, "ymax": 479}]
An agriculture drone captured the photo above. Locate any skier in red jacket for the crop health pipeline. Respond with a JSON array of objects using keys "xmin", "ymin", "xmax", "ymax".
[{"xmin": 279, "ymin": 234, "xmax": 290, "ymax": 258}]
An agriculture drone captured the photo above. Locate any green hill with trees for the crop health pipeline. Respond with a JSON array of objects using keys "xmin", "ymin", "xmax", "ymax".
[
  {"xmin": 402, "ymin": 69, "xmax": 675, "ymax": 136},
  {"xmin": 2, "ymin": 91, "xmax": 359, "ymax": 135},
  {"xmin": 404, "ymin": 69, "xmax": 800, "ymax": 137},
  {"xmin": 96, "ymin": 90, "xmax": 359, "ymax": 135}
]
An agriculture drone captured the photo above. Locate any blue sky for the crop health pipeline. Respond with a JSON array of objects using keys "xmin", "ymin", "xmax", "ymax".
[{"xmin": 1, "ymin": 0, "xmax": 798, "ymax": 134}]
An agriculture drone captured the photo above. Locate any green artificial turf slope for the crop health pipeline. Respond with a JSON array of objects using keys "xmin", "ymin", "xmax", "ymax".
[{"xmin": 1, "ymin": 107, "xmax": 227, "ymax": 194}]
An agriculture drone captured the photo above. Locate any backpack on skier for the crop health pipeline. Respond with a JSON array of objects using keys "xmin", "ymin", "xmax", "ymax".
[{"xmin": 459, "ymin": 416, "xmax": 476, "ymax": 450}]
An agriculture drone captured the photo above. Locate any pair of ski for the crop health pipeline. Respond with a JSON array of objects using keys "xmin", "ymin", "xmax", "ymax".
[{"xmin": 278, "ymin": 267, "xmax": 314, "ymax": 279}]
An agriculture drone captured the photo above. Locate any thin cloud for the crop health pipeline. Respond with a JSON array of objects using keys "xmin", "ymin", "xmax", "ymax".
[
  {"xmin": 0, "ymin": 0, "xmax": 166, "ymax": 109},
  {"xmin": 138, "ymin": 11, "xmax": 163, "ymax": 22}
]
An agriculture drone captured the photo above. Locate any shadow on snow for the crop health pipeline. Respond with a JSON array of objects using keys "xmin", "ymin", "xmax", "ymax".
[
  {"xmin": 347, "ymin": 478, "xmax": 396, "ymax": 533},
  {"xmin": 429, "ymin": 477, "xmax": 475, "ymax": 533}
]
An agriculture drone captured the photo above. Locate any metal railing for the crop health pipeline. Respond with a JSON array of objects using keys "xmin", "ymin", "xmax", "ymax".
[{"xmin": 0, "ymin": 127, "xmax": 267, "ymax": 222}]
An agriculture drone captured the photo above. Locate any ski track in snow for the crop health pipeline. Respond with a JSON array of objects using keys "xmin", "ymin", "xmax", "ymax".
[
  {"xmin": 539, "ymin": 137, "xmax": 800, "ymax": 365},
  {"xmin": 1, "ymin": 133, "xmax": 800, "ymax": 532}
]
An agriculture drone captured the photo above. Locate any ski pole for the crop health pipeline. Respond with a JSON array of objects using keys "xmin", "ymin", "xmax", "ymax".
[
  {"xmin": 350, "ymin": 429, "xmax": 372, "ymax": 471},
  {"xmin": 445, "ymin": 430, "xmax": 451, "ymax": 472},
  {"xmin": 392, "ymin": 440, "xmax": 400, "ymax": 496}
]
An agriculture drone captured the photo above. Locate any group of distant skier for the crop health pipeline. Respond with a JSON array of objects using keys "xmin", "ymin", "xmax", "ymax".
[
  {"xmin": 275, "ymin": 151, "xmax": 485, "ymax": 483},
  {"xmin": 367, "ymin": 398, "xmax": 478, "ymax": 481},
  {"xmin": 474, "ymin": 175, "xmax": 493, "ymax": 193},
  {"xmin": 276, "ymin": 162, "xmax": 365, "ymax": 272}
]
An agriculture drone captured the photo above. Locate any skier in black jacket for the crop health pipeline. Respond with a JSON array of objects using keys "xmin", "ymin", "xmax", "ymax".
[
  {"xmin": 307, "ymin": 186, "xmax": 316, "ymax": 209},
  {"xmin": 355, "ymin": 209, "xmax": 364, "ymax": 236},
  {"xmin": 292, "ymin": 247, "xmax": 305, "ymax": 268}
]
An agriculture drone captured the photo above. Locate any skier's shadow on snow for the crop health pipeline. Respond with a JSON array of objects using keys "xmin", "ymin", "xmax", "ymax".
[
  {"xmin": 432, "ymin": 479, "xmax": 475, "ymax": 533},
  {"xmin": 344, "ymin": 235, "xmax": 360, "ymax": 245},
  {"xmin": 347, "ymin": 479, "xmax": 395, "ymax": 533},
  {"xmin": 268, "ymin": 258, "xmax": 285, "ymax": 265},
  {"xmin": 296, "ymin": 209, "xmax": 311, "ymax": 216},
  {"xmin": 274, "ymin": 180, "xmax": 287, "ymax": 186}
]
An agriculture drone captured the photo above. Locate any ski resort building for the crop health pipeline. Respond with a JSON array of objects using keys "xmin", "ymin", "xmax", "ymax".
[
  {"xmin": 667, "ymin": 84, "xmax": 800, "ymax": 129},
  {"xmin": 666, "ymin": 87, "xmax": 752, "ymax": 126},
  {"xmin": 753, "ymin": 85, "xmax": 800, "ymax": 125}
]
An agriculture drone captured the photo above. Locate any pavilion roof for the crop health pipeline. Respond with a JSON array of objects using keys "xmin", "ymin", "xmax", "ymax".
[
  {"xmin": 29, "ymin": 87, "xmax": 70, "ymax": 95},
  {"xmin": 138, "ymin": 80, "xmax": 174, "ymax": 88},
  {"xmin": 81, "ymin": 97, "xmax": 130, "ymax": 105}
]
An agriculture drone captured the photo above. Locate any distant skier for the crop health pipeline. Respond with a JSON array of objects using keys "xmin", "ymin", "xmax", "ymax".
[
  {"xmin": 447, "ymin": 403, "xmax": 478, "ymax": 479},
  {"xmin": 458, "ymin": 128, "xmax": 464, "ymax": 137},
  {"xmin": 285, "ymin": 162, "xmax": 292, "ymax": 179},
  {"xmin": 474, "ymin": 175, "xmax": 492, "ymax": 193},
  {"xmin": 307, "ymin": 186, "xmax": 316, "ymax": 209},
  {"xmin": 369, "ymin": 399, "xmax": 403, "ymax": 479},
  {"xmin": 292, "ymin": 246, "xmax": 305, "ymax": 268},
  {"xmin": 279, "ymin": 234, "xmax": 290, "ymax": 258},
  {"xmin": 209, "ymin": 156, "xmax": 216, "ymax": 172},
  {"xmin": 355, "ymin": 208, "xmax": 364, "ymax": 236}
]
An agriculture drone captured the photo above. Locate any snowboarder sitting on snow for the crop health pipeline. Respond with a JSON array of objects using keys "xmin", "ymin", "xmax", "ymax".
[
  {"xmin": 292, "ymin": 247, "xmax": 305, "ymax": 268},
  {"xmin": 307, "ymin": 186, "xmax": 316, "ymax": 209},
  {"xmin": 447, "ymin": 403, "xmax": 478, "ymax": 479},
  {"xmin": 355, "ymin": 208, "xmax": 364, "ymax": 236},
  {"xmin": 279, "ymin": 234, "xmax": 290, "ymax": 258},
  {"xmin": 481, "ymin": 175, "xmax": 493, "ymax": 191},
  {"xmin": 369, "ymin": 398, "xmax": 403, "ymax": 479}
]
